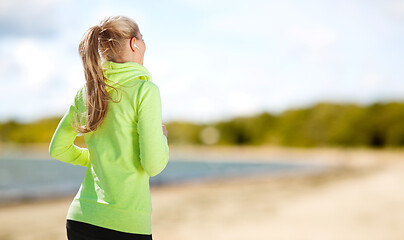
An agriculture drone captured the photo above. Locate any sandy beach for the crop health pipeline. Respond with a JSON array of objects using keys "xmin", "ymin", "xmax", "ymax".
[{"xmin": 0, "ymin": 145, "xmax": 403, "ymax": 240}]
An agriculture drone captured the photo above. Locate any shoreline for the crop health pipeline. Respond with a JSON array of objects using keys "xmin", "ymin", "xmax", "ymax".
[
  {"xmin": 0, "ymin": 148, "xmax": 337, "ymax": 208},
  {"xmin": 2, "ymin": 142, "xmax": 403, "ymax": 164}
]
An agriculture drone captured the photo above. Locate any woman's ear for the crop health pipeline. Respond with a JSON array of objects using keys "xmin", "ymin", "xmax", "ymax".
[{"xmin": 129, "ymin": 37, "xmax": 137, "ymax": 52}]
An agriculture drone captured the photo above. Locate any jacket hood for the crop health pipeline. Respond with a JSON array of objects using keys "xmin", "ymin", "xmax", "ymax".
[{"xmin": 102, "ymin": 61, "xmax": 152, "ymax": 87}]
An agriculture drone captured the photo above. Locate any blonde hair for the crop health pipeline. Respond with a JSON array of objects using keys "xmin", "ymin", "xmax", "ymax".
[{"xmin": 73, "ymin": 15, "xmax": 141, "ymax": 134}]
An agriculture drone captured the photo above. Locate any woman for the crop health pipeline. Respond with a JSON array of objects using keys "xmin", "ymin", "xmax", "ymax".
[{"xmin": 49, "ymin": 15, "xmax": 169, "ymax": 240}]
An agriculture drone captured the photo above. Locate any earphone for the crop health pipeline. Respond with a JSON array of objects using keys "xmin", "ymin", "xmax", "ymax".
[{"xmin": 133, "ymin": 43, "xmax": 140, "ymax": 50}]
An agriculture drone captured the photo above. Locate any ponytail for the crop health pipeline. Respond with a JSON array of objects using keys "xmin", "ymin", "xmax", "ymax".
[
  {"xmin": 73, "ymin": 16, "xmax": 140, "ymax": 134},
  {"xmin": 73, "ymin": 26, "xmax": 112, "ymax": 133}
]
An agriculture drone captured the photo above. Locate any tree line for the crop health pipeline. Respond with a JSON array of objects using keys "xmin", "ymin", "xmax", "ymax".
[{"xmin": 1, "ymin": 101, "xmax": 404, "ymax": 148}]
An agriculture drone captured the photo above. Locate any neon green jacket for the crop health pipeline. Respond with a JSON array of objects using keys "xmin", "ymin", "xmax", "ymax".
[{"xmin": 49, "ymin": 61, "xmax": 169, "ymax": 235}]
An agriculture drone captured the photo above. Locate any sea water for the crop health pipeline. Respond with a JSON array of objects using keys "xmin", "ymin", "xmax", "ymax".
[{"xmin": 0, "ymin": 157, "xmax": 329, "ymax": 204}]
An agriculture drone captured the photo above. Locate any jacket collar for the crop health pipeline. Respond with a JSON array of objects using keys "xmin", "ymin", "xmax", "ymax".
[{"xmin": 102, "ymin": 61, "xmax": 152, "ymax": 86}]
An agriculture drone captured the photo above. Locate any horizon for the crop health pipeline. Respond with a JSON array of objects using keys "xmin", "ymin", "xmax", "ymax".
[{"xmin": 1, "ymin": 99, "xmax": 403, "ymax": 125}]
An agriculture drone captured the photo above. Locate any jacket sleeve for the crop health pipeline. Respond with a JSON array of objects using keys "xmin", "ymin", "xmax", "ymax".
[
  {"xmin": 136, "ymin": 81, "xmax": 169, "ymax": 177},
  {"xmin": 48, "ymin": 89, "xmax": 89, "ymax": 167}
]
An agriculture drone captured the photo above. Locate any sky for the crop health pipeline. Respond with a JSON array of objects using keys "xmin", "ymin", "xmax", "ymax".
[{"xmin": 0, "ymin": 0, "xmax": 404, "ymax": 124}]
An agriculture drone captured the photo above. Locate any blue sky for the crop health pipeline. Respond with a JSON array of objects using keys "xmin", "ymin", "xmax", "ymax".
[{"xmin": 1, "ymin": 0, "xmax": 404, "ymax": 124}]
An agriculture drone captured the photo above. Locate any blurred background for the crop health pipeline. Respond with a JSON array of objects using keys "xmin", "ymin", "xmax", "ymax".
[{"xmin": 1, "ymin": 0, "xmax": 404, "ymax": 240}]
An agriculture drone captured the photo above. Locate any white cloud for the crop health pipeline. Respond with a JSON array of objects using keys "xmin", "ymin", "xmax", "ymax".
[
  {"xmin": 385, "ymin": 0, "xmax": 404, "ymax": 18},
  {"xmin": 226, "ymin": 91, "xmax": 261, "ymax": 116},
  {"xmin": 201, "ymin": 2, "xmax": 298, "ymax": 37},
  {"xmin": 361, "ymin": 71, "xmax": 384, "ymax": 88},
  {"xmin": 286, "ymin": 25, "xmax": 338, "ymax": 66},
  {"xmin": 0, "ymin": 35, "xmax": 85, "ymax": 122},
  {"xmin": 13, "ymin": 39, "xmax": 54, "ymax": 89},
  {"xmin": 287, "ymin": 24, "xmax": 337, "ymax": 51},
  {"xmin": 0, "ymin": 0, "xmax": 68, "ymax": 37},
  {"xmin": 174, "ymin": 0, "xmax": 234, "ymax": 9},
  {"xmin": 0, "ymin": 0, "xmax": 65, "ymax": 14}
]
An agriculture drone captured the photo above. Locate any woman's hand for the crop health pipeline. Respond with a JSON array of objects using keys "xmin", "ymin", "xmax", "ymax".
[{"xmin": 162, "ymin": 124, "xmax": 167, "ymax": 137}]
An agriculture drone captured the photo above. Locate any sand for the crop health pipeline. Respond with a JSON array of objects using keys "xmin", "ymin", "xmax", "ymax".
[{"xmin": 0, "ymin": 145, "xmax": 403, "ymax": 240}]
